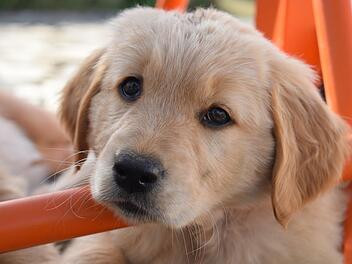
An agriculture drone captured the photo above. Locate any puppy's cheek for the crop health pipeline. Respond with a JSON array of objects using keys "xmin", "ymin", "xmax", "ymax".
[
  {"xmin": 90, "ymin": 150, "xmax": 116, "ymax": 201},
  {"xmin": 88, "ymin": 128, "xmax": 116, "ymax": 156},
  {"xmin": 162, "ymin": 198, "xmax": 210, "ymax": 228},
  {"xmin": 90, "ymin": 167, "xmax": 111, "ymax": 202},
  {"xmin": 159, "ymin": 169, "xmax": 235, "ymax": 227},
  {"xmin": 158, "ymin": 183, "xmax": 209, "ymax": 227}
]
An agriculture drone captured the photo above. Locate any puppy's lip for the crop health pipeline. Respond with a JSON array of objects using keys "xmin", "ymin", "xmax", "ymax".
[{"xmin": 114, "ymin": 201, "xmax": 149, "ymax": 217}]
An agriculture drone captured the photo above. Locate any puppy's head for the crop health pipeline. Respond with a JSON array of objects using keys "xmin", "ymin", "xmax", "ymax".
[{"xmin": 60, "ymin": 8, "xmax": 350, "ymax": 228}]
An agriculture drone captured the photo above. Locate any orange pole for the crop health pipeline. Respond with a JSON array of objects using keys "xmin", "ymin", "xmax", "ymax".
[
  {"xmin": 312, "ymin": 0, "xmax": 352, "ymax": 125},
  {"xmin": 257, "ymin": 0, "xmax": 351, "ymax": 178},
  {"xmin": 155, "ymin": 0, "xmax": 189, "ymax": 12},
  {"xmin": 0, "ymin": 187, "xmax": 127, "ymax": 253},
  {"xmin": 312, "ymin": 0, "xmax": 352, "ymax": 181},
  {"xmin": 256, "ymin": 0, "xmax": 321, "ymax": 74},
  {"xmin": 311, "ymin": 1, "xmax": 352, "ymax": 262},
  {"xmin": 255, "ymin": 0, "xmax": 280, "ymax": 40}
]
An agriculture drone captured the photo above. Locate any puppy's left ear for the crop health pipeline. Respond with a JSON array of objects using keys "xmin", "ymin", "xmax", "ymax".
[
  {"xmin": 270, "ymin": 54, "xmax": 350, "ymax": 227},
  {"xmin": 59, "ymin": 49, "xmax": 106, "ymax": 166}
]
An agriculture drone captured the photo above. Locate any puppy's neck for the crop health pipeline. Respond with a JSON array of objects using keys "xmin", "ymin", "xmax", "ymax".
[{"xmin": 180, "ymin": 202, "xmax": 274, "ymax": 262}]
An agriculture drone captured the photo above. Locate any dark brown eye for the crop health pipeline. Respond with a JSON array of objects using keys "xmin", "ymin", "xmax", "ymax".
[
  {"xmin": 119, "ymin": 76, "xmax": 142, "ymax": 101},
  {"xmin": 201, "ymin": 107, "xmax": 232, "ymax": 128}
]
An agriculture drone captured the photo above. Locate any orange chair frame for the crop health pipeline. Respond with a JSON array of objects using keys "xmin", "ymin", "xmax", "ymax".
[
  {"xmin": 256, "ymin": 0, "xmax": 352, "ymax": 262},
  {"xmin": 0, "ymin": 0, "xmax": 351, "ymax": 262},
  {"xmin": 0, "ymin": 187, "xmax": 127, "ymax": 253}
]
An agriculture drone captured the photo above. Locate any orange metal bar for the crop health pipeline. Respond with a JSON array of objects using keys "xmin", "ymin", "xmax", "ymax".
[
  {"xmin": 257, "ymin": 1, "xmax": 352, "ymax": 262},
  {"xmin": 312, "ymin": 0, "xmax": 352, "ymax": 125},
  {"xmin": 260, "ymin": 0, "xmax": 322, "ymax": 75},
  {"xmin": 312, "ymin": 0, "xmax": 352, "ymax": 180},
  {"xmin": 255, "ymin": 0, "xmax": 280, "ymax": 40},
  {"xmin": 155, "ymin": 0, "xmax": 189, "ymax": 12},
  {"xmin": 311, "ymin": 1, "xmax": 352, "ymax": 262},
  {"xmin": 257, "ymin": 0, "xmax": 351, "ymax": 178},
  {"xmin": 0, "ymin": 187, "xmax": 127, "ymax": 253}
]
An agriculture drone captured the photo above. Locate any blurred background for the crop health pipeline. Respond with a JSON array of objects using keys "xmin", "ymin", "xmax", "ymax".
[{"xmin": 0, "ymin": 0, "xmax": 255, "ymax": 112}]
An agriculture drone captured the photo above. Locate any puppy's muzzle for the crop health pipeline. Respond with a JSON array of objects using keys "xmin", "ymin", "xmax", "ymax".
[{"xmin": 113, "ymin": 151, "xmax": 164, "ymax": 194}]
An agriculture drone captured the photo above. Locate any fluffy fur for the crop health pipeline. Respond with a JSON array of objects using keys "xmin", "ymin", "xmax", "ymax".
[
  {"xmin": 2, "ymin": 7, "xmax": 351, "ymax": 264},
  {"xmin": 0, "ymin": 117, "xmax": 50, "ymax": 193}
]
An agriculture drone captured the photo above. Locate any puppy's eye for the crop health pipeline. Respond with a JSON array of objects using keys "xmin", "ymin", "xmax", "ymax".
[
  {"xmin": 201, "ymin": 107, "xmax": 232, "ymax": 128},
  {"xmin": 118, "ymin": 76, "xmax": 142, "ymax": 101}
]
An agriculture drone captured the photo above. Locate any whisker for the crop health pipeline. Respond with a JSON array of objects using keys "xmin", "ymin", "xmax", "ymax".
[
  {"xmin": 180, "ymin": 228, "xmax": 191, "ymax": 264},
  {"xmin": 39, "ymin": 157, "xmax": 89, "ymax": 186}
]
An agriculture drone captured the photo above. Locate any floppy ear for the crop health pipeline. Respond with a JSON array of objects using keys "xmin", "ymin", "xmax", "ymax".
[
  {"xmin": 270, "ymin": 55, "xmax": 350, "ymax": 227},
  {"xmin": 59, "ymin": 49, "xmax": 106, "ymax": 165}
]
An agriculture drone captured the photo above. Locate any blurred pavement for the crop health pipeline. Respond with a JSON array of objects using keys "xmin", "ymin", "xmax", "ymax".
[
  {"xmin": 0, "ymin": 9, "xmax": 252, "ymax": 113},
  {"xmin": 0, "ymin": 11, "xmax": 115, "ymax": 112}
]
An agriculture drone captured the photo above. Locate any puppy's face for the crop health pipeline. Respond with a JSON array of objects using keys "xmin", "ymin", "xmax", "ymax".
[{"xmin": 61, "ymin": 8, "xmax": 349, "ymax": 228}]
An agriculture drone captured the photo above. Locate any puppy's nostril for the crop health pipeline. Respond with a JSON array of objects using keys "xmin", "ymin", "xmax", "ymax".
[
  {"xmin": 113, "ymin": 165, "xmax": 127, "ymax": 180},
  {"xmin": 139, "ymin": 172, "xmax": 157, "ymax": 185}
]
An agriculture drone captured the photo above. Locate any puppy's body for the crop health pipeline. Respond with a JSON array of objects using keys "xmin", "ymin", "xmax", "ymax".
[{"xmin": 0, "ymin": 117, "xmax": 49, "ymax": 193}]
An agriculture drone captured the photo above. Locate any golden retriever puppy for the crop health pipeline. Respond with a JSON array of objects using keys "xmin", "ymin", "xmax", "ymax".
[{"xmin": 58, "ymin": 7, "xmax": 350, "ymax": 264}]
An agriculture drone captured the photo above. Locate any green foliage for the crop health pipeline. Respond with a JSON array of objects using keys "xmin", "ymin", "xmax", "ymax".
[
  {"xmin": 0, "ymin": 0, "xmax": 211, "ymax": 10},
  {"xmin": 0, "ymin": 0, "xmax": 152, "ymax": 10},
  {"xmin": 0, "ymin": 0, "xmax": 254, "ymax": 19}
]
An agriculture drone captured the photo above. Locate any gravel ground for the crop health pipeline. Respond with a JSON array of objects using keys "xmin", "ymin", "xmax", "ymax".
[{"xmin": 0, "ymin": 11, "xmax": 116, "ymax": 112}]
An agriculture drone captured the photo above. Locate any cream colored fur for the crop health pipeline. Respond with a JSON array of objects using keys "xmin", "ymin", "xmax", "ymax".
[
  {"xmin": 0, "ymin": 117, "xmax": 50, "ymax": 193},
  {"xmin": 2, "ymin": 7, "xmax": 351, "ymax": 264}
]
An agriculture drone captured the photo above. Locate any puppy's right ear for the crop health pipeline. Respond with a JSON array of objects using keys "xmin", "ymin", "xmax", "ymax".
[
  {"xmin": 59, "ymin": 49, "xmax": 106, "ymax": 164},
  {"xmin": 270, "ymin": 55, "xmax": 350, "ymax": 227}
]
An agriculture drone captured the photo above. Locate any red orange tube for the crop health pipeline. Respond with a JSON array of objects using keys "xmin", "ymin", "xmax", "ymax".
[
  {"xmin": 256, "ymin": 0, "xmax": 321, "ymax": 75},
  {"xmin": 0, "ymin": 187, "xmax": 127, "ymax": 253},
  {"xmin": 155, "ymin": 0, "xmax": 189, "ymax": 12},
  {"xmin": 311, "ymin": 1, "xmax": 352, "ymax": 263},
  {"xmin": 312, "ymin": 0, "xmax": 352, "ymax": 127}
]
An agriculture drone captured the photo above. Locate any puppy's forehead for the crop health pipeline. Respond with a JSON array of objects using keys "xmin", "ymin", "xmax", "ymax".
[{"xmin": 105, "ymin": 8, "xmax": 269, "ymax": 110}]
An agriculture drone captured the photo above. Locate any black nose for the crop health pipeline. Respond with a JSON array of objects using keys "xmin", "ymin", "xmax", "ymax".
[{"xmin": 113, "ymin": 152, "xmax": 164, "ymax": 194}]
